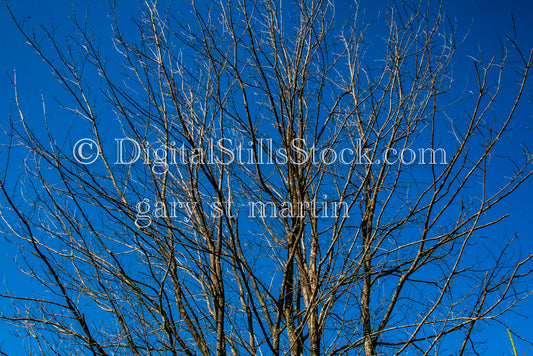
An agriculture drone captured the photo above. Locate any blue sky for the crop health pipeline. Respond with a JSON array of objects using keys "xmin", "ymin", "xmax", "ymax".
[{"xmin": 1, "ymin": 0, "xmax": 533, "ymax": 355}]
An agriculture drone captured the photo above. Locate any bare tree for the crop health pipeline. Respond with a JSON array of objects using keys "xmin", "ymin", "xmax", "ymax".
[{"xmin": 1, "ymin": 0, "xmax": 533, "ymax": 355}]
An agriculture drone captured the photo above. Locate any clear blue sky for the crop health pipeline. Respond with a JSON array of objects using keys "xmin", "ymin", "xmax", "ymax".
[{"xmin": 1, "ymin": 0, "xmax": 532, "ymax": 354}]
